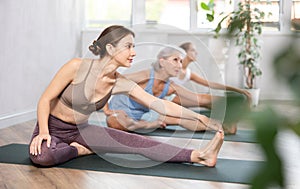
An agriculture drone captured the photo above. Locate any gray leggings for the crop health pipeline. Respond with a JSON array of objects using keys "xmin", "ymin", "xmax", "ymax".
[{"xmin": 29, "ymin": 115, "xmax": 192, "ymax": 166}]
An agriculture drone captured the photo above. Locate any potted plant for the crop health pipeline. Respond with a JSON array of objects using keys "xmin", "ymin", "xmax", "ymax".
[{"xmin": 201, "ymin": 0, "xmax": 265, "ymax": 106}]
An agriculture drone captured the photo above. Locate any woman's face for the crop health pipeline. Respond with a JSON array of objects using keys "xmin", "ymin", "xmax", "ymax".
[
  {"xmin": 186, "ymin": 44, "xmax": 197, "ymax": 61},
  {"xmin": 161, "ymin": 52, "xmax": 183, "ymax": 77},
  {"xmin": 111, "ymin": 34, "xmax": 136, "ymax": 67}
]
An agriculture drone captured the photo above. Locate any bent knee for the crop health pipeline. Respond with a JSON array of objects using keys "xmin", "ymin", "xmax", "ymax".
[
  {"xmin": 106, "ymin": 115, "xmax": 129, "ymax": 131},
  {"xmin": 29, "ymin": 142, "xmax": 56, "ymax": 167}
]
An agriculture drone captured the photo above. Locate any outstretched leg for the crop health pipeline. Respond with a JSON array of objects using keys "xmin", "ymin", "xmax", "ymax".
[
  {"xmin": 78, "ymin": 123, "xmax": 224, "ymax": 166},
  {"xmin": 106, "ymin": 111, "xmax": 166, "ymax": 131},
  {"xmin": 160, "ymin": 114, "xmax": 222, "ymax": 131},
  {"xmin": 107, "ymin": 110, "xmax": 221, "ymax": 132},
  {"xmin": 30, "ymin": 115, "xmax": 224, "ymax": 167}
]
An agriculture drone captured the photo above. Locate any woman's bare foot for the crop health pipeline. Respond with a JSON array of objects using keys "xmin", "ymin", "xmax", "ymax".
[
  {"xmin": 190, "ymin": 130, "xmax": 224, "ymax": 167},
  {"xmin": 70, "ymin": 142, "xmax": 93, "ymax": 156},
  {"xmin": 197, "ymin": 115, "xmax": 223, "ymax": 132},
  {"xmin": 223, "ymin": 123, "xmax": 237, "ymax": 135}
]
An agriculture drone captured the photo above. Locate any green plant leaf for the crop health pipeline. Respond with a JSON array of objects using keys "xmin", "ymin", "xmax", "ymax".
[
  {"xmin": 249, "ymin": 108, "xmax": 285, "ymax": 189},
  {"xmin": 200, "ymin": 2, "xmax": 210, "ymax": 11},
  {"xmin": 206, "ymin": 14, "xmax": 214, "ymax": 22},
  {"xmin": 288, "ymin": 122, "xmax": 300, "ymax": 136}
]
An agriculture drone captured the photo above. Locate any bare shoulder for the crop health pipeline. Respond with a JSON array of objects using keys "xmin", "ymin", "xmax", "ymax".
[
  {"xmin": 65, "ymin": 58, "xmax": 83, "ymax": 70},
  {"xmin": 124, "ymin": 69, "xmax": 150, "ymax": 82},
  {"xmin": 63, "ymin": 58, "xmax": 94, "ymax": 75},
  {"xmin": 53, "ymin": 58, "xmax": 85, "ymax": 83},
  {"xmin": 112, "ymin": 73, "xmax": 138, "ymax": 95}
]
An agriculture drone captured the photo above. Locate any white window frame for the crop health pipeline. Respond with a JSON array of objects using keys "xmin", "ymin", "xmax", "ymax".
[{"xmin": 85, "ymin": 0, "xmax": 296, "ymax": 34}]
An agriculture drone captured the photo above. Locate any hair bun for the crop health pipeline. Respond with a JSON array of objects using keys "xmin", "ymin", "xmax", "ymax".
[{"xmin": 89, "ymin": 40, "xmax": 101, "ymax": 56}]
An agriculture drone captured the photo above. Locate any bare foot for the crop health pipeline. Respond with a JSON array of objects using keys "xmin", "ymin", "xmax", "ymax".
[
  {"xmin": 144, "ymin": 120, "xmax": 166, "ymax": 129},
  {"xmin": 70, "ymin": 142, "xmax": 93, "ymax": 156},
  {"xmin": 207, "ymin": 119, "xmax": 223, "ymax": 132},
  {"xmin": 223, "ymin": 123, "xmax": 237, "ymax": 135},
  {"xmin": 198, "ymin": 115, "xmax": 223, "ymax": 132},
  {"xmin": 190, "ymin": 130, "xmax": 224, "ymax": 167}
]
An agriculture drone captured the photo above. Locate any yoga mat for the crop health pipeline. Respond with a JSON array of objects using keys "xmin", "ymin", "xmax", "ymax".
[
  {"xmin": 0, "ymin": 144, "xmax": 264, "ymax": 184},
  {"xmin": 89, "ymin": 120, "xmax": 257, "ymax": 143},
  {"xmin": 134, "ymin": 126, "xmax": 257, "ymax": 143}
]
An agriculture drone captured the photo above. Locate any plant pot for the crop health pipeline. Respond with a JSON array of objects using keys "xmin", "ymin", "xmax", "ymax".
[
  {"xmin": 246, "ymin": 88, "xmax": 260, "ymax": 107},
  {"xmin": 291, "ymin": 18, "xmax": 300, "ymax": 31}
]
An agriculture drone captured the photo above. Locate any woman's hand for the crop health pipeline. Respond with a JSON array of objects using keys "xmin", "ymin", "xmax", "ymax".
[{"xmin": 30, "ymin": 133, "xmax": 51, "ymax": 156}]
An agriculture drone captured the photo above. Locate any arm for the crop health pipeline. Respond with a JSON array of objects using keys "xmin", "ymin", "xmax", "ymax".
[
  {"xmin": 190, "ymin": 72, "xmax": 252, "ymax": 102},
  {"xmin": 103, "ymin": 102, "xmax": 113, "ymax": 116},
  {"xmin": 30, "ymin": 58, "xmax": 81, "ymax": 155},
  {"xmin": 113, "ymin": 76, "xmax": 209, "ymax": 125},
  {"xmin": 170, "ymin": 82, "xmax": 213, "ymax": 108},
  {"xmin": 123, "ymin": 70, "xmax": 149, "ymax": 83}
]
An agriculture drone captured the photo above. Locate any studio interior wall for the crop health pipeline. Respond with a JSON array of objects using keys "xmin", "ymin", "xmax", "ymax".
[{"xmin": 0, "ymin": 0, "xmax": 84, "ymax": 128}]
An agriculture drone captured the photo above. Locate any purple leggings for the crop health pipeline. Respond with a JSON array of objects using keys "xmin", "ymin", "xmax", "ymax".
[{"xmin": 29, "ymin": 115, "xmax": 192, "ymax": 166}]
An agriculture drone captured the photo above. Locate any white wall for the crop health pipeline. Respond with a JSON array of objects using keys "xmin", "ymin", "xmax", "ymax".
[{"xmin": 0, "ymin": 0, "xmax": 84, "ymax": 128}]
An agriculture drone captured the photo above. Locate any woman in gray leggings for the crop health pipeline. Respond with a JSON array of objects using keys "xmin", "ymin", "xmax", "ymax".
[{"xmin": 29, "ymin": 25, "xmax": 224, "ymax": 167}]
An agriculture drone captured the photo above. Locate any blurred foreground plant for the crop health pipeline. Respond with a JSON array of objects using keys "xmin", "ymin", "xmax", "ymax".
[{"xmin": 217, "ymin": 34, "xmax": 300, "ymax": 188}]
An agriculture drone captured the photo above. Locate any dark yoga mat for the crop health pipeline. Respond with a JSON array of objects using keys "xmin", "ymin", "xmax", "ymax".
[
  {"xmin": 89, "ymin": 120, "xmax": 257, "ymax": 143},
  {"xmin": 134, "ymin": 126, "xmax": 257, "ymax": 143},
  {"xmin": 0, "ymin": 143, "xmax": 264, "ymax": 184}
]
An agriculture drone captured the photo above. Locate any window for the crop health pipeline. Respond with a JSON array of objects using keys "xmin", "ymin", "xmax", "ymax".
[
  {"xmin": 84, "ymin": 0, "xmax": 297, "ymax": 33},
  {"xmin": 145, "ymin": 0, "xmax": 190, "ymax": 30},
  {"xmin": 85, "ymin": 0, "xmax": 132, "ymax": 28},
  {"xmin": 291, "ymin": 0, "xmax": 300, "ymax": 31},
  {"xmin": 197, "ymin": 0, "xmax": 234, "ymax": 29},
  {"xmin": 251, "ymin": 0, "xmax": 280, "ymax": 31}
]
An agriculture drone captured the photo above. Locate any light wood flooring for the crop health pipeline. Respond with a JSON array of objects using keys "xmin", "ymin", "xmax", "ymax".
[{"xmin": 0, "ymin": 101, "xmax": 299, "ymax": 189}]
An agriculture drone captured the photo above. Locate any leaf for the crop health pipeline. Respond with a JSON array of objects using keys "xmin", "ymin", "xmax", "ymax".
[
  {"xmin": 288, "ymin": 122, "xmax": 300, "ymax": 136},
  {"xmin": 249, "ymin": 108, "xmax": 285, "ymax": 189},
  {"xmin": 208, "ymin": 0, "xmax": 215, "ymax": 9},
  {"xmin": 212, "ymin": 92, "xmax": 250, "ymax": 124},
  {"xmin": 206, "ymin": 14, "xmax": 214, "ymax": 22},
  {"xmin": 200, "ymin": 2, "xmax": 210, "ymax": 11}
]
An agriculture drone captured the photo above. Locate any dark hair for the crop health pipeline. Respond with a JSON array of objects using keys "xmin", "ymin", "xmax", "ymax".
[
  {"xmin": 179, "ymin": 42, "xmax": 192, "ymax": 52},
  {"xmin": 89, "ymin": 25, "xmax": 135, "ymax": 57}
]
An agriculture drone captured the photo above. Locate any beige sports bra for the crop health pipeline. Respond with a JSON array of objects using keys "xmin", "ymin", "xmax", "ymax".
[{"xmin": 58, "ymin": 60, "xmax": 112, "ymax": 115}]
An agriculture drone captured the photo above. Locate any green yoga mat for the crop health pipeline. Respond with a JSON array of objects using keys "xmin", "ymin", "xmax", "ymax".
[
  {"xmin": 0, "ymin": 143, "xmax": 264, "ymax": 184},
  {"xmin": 89, "ymin": 120, "xmax": 257, "ymax": 143},
  {"xmin": 134, "ymin": 127, "xmax": 257, "ymax": 143}
]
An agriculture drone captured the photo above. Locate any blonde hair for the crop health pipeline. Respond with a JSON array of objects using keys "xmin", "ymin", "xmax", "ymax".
[{"xmin": 152, "ymin": 46, "xmax": 185, "ymax": 71}]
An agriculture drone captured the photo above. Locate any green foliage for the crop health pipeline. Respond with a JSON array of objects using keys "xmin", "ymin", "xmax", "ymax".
[
  {"xmin": 201, "ymin": 0, "xmax": 265, "ymax": 89},
  {"xmin": 249, "ymin": 108, "xmax": 284, "ymax": 189},
  {"xmin": 215, "ymin": 36, "xmax": 300, "ymax": 188},
  {"xmin": 213, "ymin": 92, "xmax": 250, "ymax": 125},
  {"xmin": 224, "ymin": 1, "xmax": 264, "ymax": 89},
  {"xmin": 273, "ymin": 35, "xmax": 300, "ymax": 137},
  {"xmin": 200, "ymin": 0, "xmax": 215, "ymax": 22},
  {"xmin": 200, "ymin": 2, "xmax": 300, "ymax": 188},
  {"xmin": 273, "ymin": 41, "xmax": 300, "ymax": 100}
]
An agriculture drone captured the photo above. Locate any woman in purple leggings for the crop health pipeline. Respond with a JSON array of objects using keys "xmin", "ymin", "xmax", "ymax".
[{"xmin": 29, "ymin": 25, "xmax": 224, "ymax": 167}]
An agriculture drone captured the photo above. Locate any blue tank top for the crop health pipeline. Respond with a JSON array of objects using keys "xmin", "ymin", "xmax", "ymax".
[{"xmin": 109, "ymin": 68, "xmax": 170, "ymax": 120}]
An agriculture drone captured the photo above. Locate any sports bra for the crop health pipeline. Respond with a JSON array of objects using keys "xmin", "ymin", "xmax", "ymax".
[{"xmin": 58, "ymin": 60, "xmax": 112, "ymax": 115}]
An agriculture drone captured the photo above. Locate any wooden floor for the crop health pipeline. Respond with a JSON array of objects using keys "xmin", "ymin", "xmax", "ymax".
[{"xmin": 0, "ymin": 101, "xmax": 299, "ymax": 189}]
